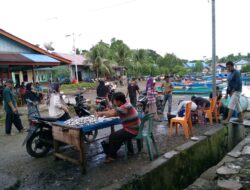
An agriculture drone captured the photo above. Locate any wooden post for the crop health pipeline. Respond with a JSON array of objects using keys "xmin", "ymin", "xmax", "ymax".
[
  {"xmin": 0, "ymin": 70, "xmax": 3, "ymax": 85},
  {"xmin": 7, "ymin": 65, "xmax": 11, "ymax": 79},
  {"xmin": 32, "ymin": 66, "xmax": 36, "ymax": 83}
]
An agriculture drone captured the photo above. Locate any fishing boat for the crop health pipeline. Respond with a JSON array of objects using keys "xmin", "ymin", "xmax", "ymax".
[{"xmin": 172, "ymin": 81, "xmax": 223, "ymax": 95}]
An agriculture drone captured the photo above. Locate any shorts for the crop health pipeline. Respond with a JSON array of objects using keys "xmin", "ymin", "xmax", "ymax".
[{"xmin": 228, "ymin": 91, "xmax": 242, "ymax": 113}]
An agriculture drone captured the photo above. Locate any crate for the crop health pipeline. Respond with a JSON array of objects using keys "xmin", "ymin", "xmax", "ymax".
[{"xmin": 52, "ymin": 124, "xmax": 86, "ymax": 174}]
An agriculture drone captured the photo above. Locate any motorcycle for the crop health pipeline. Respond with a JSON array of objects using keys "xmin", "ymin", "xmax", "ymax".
[
  {"xmin": 66, "ymin": 92, "xmax": 98, "ymax": 143},
  {"xmin": 95, "ymin": 82, "xmax": 116, "ymax": 111},
  {"xmin": 72, "ymin": 92, "xmax": 91, "ymax": 117},
  {"xmin": 23, "ymin": 115, "xmax": 56, "ymax": 158},
  {"xmin": 136, "ymin": 90, "xmax": 164, "ymax": 114},
  {"xmin": 23, "ymin": 95, "xmax": 96, "ymax": 158},
  {"xmin": 136, "ymin": 90, "xmax": 148, "ymax": 113}
]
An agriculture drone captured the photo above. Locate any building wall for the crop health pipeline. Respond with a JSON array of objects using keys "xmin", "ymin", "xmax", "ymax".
[
  {"xmin": 0, "ymin": 34, "xmax": 36, "ymax": 53},
  {"xmin": 36, "ymin": 70, "xmax": 52, "ymax": 82},
  {"xmin": 236, "ymin": 65, "xmax": 242, "ymax": 71}
]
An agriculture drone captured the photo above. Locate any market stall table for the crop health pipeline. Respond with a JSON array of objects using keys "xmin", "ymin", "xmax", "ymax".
[{"xmin": 52, "ymin": 117, "xmax": 121, "ymax": 173}]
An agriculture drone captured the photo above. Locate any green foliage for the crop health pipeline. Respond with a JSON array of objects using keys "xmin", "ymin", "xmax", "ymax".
[
  {"xmin": 60, "ymin": 82, "xmax": 97, "ymax": 94},
  {"xmin": 52, "ymin": 66, "xmax": 70, "ymax": 80},
  {"xmin": 241, "ymin": 64, "xmax": 250, "ymax": 73},
  {"xmin": 84, "ymin": 38, "xmax": 186, "ymax": 78},
  {"xmin": 219, "ymin": 53, "xmax": 250, "ymax": 63},
  {"xmin": 193, "ymin": 61, "xmax": 203, "ymax": 72}
]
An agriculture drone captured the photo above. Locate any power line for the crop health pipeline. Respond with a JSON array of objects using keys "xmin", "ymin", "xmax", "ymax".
[{"xmin": 90, "ymin": 0, "xmax": 137, "ymax": 12}]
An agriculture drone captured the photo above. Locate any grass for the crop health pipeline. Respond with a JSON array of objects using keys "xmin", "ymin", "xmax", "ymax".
[
  {"xmin": 60, "ymin": 82, "xmax": 97, "ymax": 94},
  {"xmin": 0, "ymin": 116, "xmax": 5, "ymax": 126}
]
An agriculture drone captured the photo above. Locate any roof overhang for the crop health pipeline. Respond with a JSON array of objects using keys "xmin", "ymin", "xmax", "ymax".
[{"xmin": 0, "ymin": 28, "xmax": 71, "ymax": 65}]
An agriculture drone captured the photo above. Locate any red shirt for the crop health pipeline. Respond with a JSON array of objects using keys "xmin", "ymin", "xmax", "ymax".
[{"xmin": 115, "ymin": 102, "xmax": 141, "ymax": 135}]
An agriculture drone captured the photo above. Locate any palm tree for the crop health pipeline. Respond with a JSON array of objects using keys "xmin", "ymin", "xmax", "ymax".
[{"xmin": 87, "ymin": 43, "xmax": 112, "ymax": 78}]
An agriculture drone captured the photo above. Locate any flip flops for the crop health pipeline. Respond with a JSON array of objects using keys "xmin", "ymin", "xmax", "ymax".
[{"xmin": 104, "ymin": 156, "xmax": 116, "ymax": 163}]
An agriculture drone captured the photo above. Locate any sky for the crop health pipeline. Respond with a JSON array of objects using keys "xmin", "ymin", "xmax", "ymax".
[{"xmin": 1, "ymin": 0, "xmax": 250, "ymax": 60}]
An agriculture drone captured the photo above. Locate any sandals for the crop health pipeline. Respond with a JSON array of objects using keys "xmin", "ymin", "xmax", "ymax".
[{"xmin": 104, "ymin": 156, "xmax": 116, "ymax": 163}]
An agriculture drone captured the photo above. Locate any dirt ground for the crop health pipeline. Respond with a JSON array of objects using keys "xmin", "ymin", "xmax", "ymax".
[{"xmin": 0, "ymin": 82, "xmax": 221, "ymax": 190}]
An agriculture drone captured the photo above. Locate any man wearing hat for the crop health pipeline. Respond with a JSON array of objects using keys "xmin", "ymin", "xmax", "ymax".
[{"xmin": 3, "ymin": 79, "xmax": 24, "ymax": 135}]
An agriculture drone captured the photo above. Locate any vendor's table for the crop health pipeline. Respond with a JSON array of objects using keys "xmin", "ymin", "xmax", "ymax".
[{"xmin": 52, "ymin": 118, "xmax": 121, "ymax": 173}]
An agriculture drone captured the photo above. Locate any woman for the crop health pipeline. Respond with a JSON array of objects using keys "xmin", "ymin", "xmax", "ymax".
[
  {"xmin": 146, "ymin": 78, "xmax": 159, "ymax": 121},
  {"xmin": 24, "ymin": 83, "xmax": 40, "ymax": 120},
  {"xmin": 48, "ymin": 82, "xmax": 70, "ymax": 121}
]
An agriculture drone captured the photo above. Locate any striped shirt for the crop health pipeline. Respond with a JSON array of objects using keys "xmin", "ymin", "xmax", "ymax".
[
  {"xmin": 147, "ymin": 87, "xmax": 156, "ymax": 104},
  {"xmin": 115, "ymin": 102, "xmax": 141, "ymax": 135}
]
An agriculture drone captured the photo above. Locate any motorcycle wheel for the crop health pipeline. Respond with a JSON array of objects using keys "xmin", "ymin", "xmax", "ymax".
[
  {"xmin": 136, "ymin": 104, "xmax": 143, "ymax": 112},
  {"xmin": 83, "ymin": 130, "xmax": 98, "ymax": 143},
  {"xmin": 26, "ymin": 132, "xmax": 51, "ymax": 158}
]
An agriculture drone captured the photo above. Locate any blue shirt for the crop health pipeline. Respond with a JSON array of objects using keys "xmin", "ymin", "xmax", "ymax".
[{"xmin": 227, "ymin": 70, "xmax": 242, "ymax": 93}]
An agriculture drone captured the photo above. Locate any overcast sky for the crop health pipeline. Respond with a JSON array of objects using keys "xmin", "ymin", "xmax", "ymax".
[{"xmin": 1, "ymin": 0, "xmax": 250, "ymax": 60}]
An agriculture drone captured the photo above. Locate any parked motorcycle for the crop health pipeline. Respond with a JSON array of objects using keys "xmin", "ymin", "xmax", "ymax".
[
  {"xmin": 72, "ymin": 92, "xmax": 91, "ymax": 117},
  {"xmin": 67, "ymin": 92, "xmax": 98, "ymax": 143},
  {"xmin": 136, "ymin": 90, "xmax": 164, "ymax": 114},
  {"xmin": 136, "ymin": 90, "xmax": 148, "ymax": 113},
  {"xmin": 23, "ymin": 95, "xmax": 96, "ymax": 158},
  {"xmin": 95, "ymin": 82, "xmax": 116, "ymax": 111},
  {"xmin": 23, "ymin": 115, "xmax": 55, "ymax": 158}
]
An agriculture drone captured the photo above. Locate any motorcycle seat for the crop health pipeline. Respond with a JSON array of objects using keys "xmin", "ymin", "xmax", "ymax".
[
  {"xmin": 96, "ymin": 97, "xmax": 107, "ymax": 100},
  {"xmin": 34, "ymin": 116, "xmax": 59, "ymax": 122}
]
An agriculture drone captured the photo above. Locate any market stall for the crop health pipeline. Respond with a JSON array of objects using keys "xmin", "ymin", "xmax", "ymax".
[{"xmin": 52, "ymin": 116, "xmax": 121, "ymax": 173}]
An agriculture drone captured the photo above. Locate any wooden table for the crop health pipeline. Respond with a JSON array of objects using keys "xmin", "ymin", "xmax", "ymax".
[{"xmin": 52, "ymin": 118, "xmax": 121, "ymax": 173}]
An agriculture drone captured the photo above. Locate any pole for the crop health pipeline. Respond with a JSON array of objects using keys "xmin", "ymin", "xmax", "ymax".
[
  {"xmin": 212, "ymin": 0, "xmax": 216, "ymax": 97},
  {"xmin": 73, "ymin": 33, "xmax": 79, "ymax": 83}
]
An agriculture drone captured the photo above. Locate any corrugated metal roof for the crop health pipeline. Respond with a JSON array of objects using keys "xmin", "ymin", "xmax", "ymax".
[
  {"xmin": 21, "ymin": 53, "xmax": 60, "ymax": 62},
  {"xmin": 52, "ymin": 52, "xmax": 87, "ymax": 65},
  {"xmin": 0, "ymin": 53, "xmax": 32, "ymax": 62}
]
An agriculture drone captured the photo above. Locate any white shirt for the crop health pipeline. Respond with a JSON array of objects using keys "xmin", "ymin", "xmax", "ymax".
[
  {"xmin": 48, "ymin": 93, "xmax": 64, "ymax": 118},
  {"xmin": 178, "ymin": 101, "xmax": 197, "ymax": 112}
]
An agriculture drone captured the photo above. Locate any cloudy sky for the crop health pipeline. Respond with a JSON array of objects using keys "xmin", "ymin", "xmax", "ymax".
[{"xmin": 1, "ymin": 0, "xmax": 250, "ymax": 60}]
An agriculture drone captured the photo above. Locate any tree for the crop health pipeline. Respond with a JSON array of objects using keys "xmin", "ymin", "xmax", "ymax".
[
  {"xmin": 52, "ymin": 66, "xmax": 70, "ymax": 80},
  {"xmin": 110, "ymin": 38, "xmax": 131, "ymax": 66},
  {"xmin": 87, "ymin": 41, "xmax": 112, "ymax": 78},
  {"xmin": 241, "ymin": 64, "xmax": 250, "ymax": 73},
  {"xmin": 43, "ymin": 42, "xmax": 55, "ymax": 51},
  {"xmin": 193, "ymin": 61, "xmax": 203, "ymax": 72}
]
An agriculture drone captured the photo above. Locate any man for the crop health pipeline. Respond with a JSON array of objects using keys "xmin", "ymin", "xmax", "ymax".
[
  {"xmin": 161, "ymin": 76, "xmax": 173, "ymax": 115},
  {"xmin": 3, "ymin": 79, "xmax": 24, "ymax": 135},
  {"xmin": 168, "ymin": 100, "xmax": 197, "ymax": 125},
  {"xmin": 126, "ymin": 78, "xmax": 140, "ymax": 107},
  {"xmin": 224, "ymin": 61, "xmax": 243, "ymax": 123},
  {"xmin": 96, "ymin": 92, "xmax": 141, "ymax": 163},
  {"xmin": 191, "ymin": 96, "xmax": 210, "ymax": 109}
]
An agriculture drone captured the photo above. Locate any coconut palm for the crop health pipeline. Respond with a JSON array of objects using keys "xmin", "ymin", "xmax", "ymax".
[{"xmin": 87, "ymin": 42, "xmax": 112, "ymax": 78}]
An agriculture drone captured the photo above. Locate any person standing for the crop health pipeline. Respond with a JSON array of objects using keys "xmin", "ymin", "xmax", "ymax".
[
  {"xmin": 126, "ymin": 78, "xmax": 140, "ymax": 107},
  {"xmin": 146, "ymin": 78, "xmax": 159, "ymax": 121},
  {"xmin": 161, "ymin": 76, "xmax": 173, "ymax": 115},
  {"xmin": 3, "ymin": 79, "xmax": 24, "ymax": 135},
  {"xmin": 224, "ymin": 61, "xmax": 243, "ymax": 123}
]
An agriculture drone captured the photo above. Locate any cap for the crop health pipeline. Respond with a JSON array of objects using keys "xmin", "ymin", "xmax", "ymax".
[{"xmin": 5, "ymin": 79, "xmax": 14, "ymax": 84}]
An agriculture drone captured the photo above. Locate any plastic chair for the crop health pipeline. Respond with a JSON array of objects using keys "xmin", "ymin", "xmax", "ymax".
[
  {"xmin": 203, "ymin": 96, "xmax": 218, "ymax": 127},
  {"xmin": 169, "ymin": 102, "xmax": 192, "ymax": 140},
  {"xmin": 124, "ymin": 113, "xmax": 159, "ymax": 161}
]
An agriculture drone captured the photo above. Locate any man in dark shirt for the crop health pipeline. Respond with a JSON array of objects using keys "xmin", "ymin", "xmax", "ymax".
[
  {"xmin": 191, "ymin": 96, "xmax": 210, "ymax": 108},
  {"xmin": 3, "ymin": 79, "xmax": 24, "ymax": 135},
  {"xmin": 126, "ymin": 78, "xmax": 140, "ymax": 107},
  {"xmin": 224, "ymin": 61, "xmax": 243, "ymax": 123}
]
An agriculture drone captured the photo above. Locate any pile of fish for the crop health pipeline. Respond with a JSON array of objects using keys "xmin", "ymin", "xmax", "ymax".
[{"xmin": 64, "ymin": 115, "xmax": 98, "ymax": 127}]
